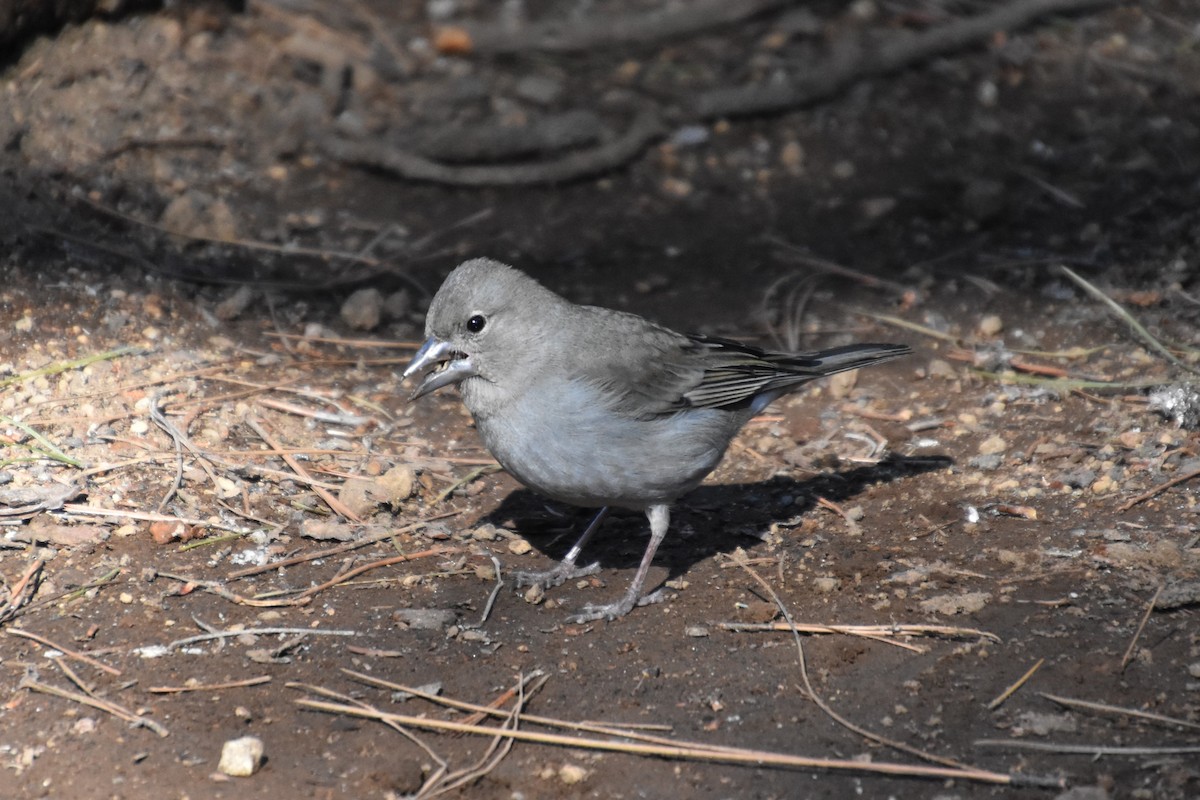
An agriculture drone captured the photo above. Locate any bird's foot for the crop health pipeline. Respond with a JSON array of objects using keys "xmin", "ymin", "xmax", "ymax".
[
  {"xmin": 566, "ymin": 588, "xmax": 666, "ymax": 623},
  {"xmin": 512, "ymin": 560, "xmax": 601, "ymax": 590}
]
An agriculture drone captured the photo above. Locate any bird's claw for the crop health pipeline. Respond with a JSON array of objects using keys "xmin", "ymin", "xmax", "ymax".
[
  {"xmin": 566, "ymin": 588, "xmax": 666, "ymax": 623},
  {"xmin": 512, "ymin": 560, "xmax": 601, "ymax": 589}
]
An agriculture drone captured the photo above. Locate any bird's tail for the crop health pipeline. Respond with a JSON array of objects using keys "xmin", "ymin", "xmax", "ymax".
[{"xmin": 792, "ymin": 343, "xmax": 911, "ymax": 376}]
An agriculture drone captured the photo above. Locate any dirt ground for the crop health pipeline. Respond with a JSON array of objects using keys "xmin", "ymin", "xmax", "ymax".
[{"xmin": 1, "ymin": 1, "xmax": 1199, "ymax": 798}]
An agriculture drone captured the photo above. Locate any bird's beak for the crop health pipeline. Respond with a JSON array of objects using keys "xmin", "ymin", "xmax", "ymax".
[{"xmin": 402, "ymin": 336, "xmax": 476, "ymax": 400}]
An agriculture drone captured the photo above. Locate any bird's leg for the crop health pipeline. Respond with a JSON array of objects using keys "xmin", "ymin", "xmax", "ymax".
[
  {"xmin": 512, "ymin": 506, "xmax": 609, "ymax": 589},
  {"xmin": 568, "ymin": 504, "xmax": 670, "ymax": 623}
]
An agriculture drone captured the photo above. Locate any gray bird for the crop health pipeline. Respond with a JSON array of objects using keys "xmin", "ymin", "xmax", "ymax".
[{"xmin": 403, "ymin": 258, "xmax": 909, "ymax": 621}]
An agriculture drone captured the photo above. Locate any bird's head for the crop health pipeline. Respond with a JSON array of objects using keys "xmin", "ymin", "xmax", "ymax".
[{"xmin": 402, "ymin": 258, "xmax": 560, "ymax": 400}]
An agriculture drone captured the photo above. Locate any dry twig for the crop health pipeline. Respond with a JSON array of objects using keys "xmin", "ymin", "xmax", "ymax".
[
  {"xmin": 243, "ymin": 414, "xmax": 361, "ymax": 521},
  {"xmin": 728, "ymin": 554, "xmax": 981, "ymax": 771},
  {"xmin": 1117, "ymin": 466, "xmax": 1200, "ymax": 512},
  {"xmin": 1040, "ymin": 692, "xmax": 1200, "ymax": 732},
  {"xmin": 20, "ymin": 676, "xmax": 169, "ymax": 737},
  {"xmin": 7, "ymin": 626, "xmax": 121, "ymax": 676},
  {"xmin": 1119, "ymin": 585, "xmax": 1163, "ymax": 672},
  {"xmin": 148, "ymin": 676, "xmax": 272, "ymax": 693},
  {"xmin": 296, "ymin": 693, "xmax": 1028, "ymax": 786},
  {"xmin": 986, "ymin": 658, "xmax": 1044, "ymax": 710}
]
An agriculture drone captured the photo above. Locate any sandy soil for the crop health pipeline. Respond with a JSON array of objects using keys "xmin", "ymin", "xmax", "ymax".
[{"xmin": 1, "ymin": 2, "xmax": 1199, "ymax": 798}]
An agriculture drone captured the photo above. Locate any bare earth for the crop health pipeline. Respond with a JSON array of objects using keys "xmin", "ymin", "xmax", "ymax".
[{"xmin": 1, "ymin": 2, "xmax": 1199, "ymax": 799}]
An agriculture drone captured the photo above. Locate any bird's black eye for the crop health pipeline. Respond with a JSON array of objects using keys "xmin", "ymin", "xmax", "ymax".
[{"xmin": 466, "ymin": 314, "xmax": 486, "ymax": 333}]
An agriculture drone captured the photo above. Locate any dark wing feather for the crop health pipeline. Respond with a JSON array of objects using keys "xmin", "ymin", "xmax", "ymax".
[
  {"xmin": 680, "ymin": 335, "xmax": 910, "ymax": 410},
  {"xmin": 566, "ymin": 310, "xmax": 909, "ymax": 418}
]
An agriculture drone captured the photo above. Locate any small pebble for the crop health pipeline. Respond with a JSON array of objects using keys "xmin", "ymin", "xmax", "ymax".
[
  {"xmin": 780, "ymin": 140, "xmax": 805, "ymax": 174},
  {"xmin": 812, "ymin": 576, "xmax": 841, "ymax": 593},
  {"xmin": 340, "ymin": 288, "xmax": 385, "ymax": 331},
  {"xmin": 558, "ymin": 764, "xmax": 589, "ymax": 785},
  {"xmin": 860, "ymin": 196, "xmax": 896, "ymax": 220},
  {"xmin": 977, "ymin": 314, "xmax": 1004, "ymax": 337},
  {"xmin": 670, "ymin": 125, "xmax": 710, "ymax": 147},
  {"xmin": 507, "ymin": 538, "xmax": 532, "ymax": 555},
  {"xmin": 214, "ymin": 285, "xmax": 257, "ymax": 321},
  {"xmin": 977, "ymin": 435, "xmax": 1007, "ymax": 456},
  {"xmin": 522, "ymin": 583, "xmax": 545, "ymax": 605},
  {"xmin": 217, "ymin": 735, "xmax": 264, "ymax": 777}
]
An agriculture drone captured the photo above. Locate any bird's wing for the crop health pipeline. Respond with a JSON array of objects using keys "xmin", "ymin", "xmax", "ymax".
[
  {"xmin": 564, "ymin": 308, "xmax": 708, "ymax": 418},
  {"xmin": 567, "ymin": 310, "xmax": 908, "ymax": 418},
  {"xmin": 680, "ymin": 335, "xmax": 909, "ymax": 410}
]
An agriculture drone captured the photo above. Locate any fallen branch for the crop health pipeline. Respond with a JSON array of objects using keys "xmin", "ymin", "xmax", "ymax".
[
  {"xmin": 695, "ymin": 0, "xmax": 1120, "ymax": 118},
  {"xmin": 445, "ymin": 0, "xmax": 789, "ymax": 54},
  {"xmin": 322, "ymin": 112, "xmax": 664, "ymax": 187}
]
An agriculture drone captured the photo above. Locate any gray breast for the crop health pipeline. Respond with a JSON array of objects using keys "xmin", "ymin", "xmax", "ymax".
[{"xmin": 468, "ymin": 379, "xmax": 742, "ymax": 509}]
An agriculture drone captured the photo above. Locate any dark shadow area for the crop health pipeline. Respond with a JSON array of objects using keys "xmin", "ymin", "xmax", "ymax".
[{"xmin": 483, "ymin": 454, "xmax": 952, "ymax": 585}]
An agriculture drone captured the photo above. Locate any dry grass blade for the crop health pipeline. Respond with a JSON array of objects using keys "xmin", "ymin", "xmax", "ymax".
[
  {"xmin": 0, "ymin": 415, "xmax": 87, "ymax": 467},
  {"xmin": 767, "ymin": 238, "xmax": 913, "ymax": 295},
  {"xmin": 1117, "ymin": 467, "xmax": 1200, "ymax": 512},
  {"xmin": 225, "ymin": 521, "xmax": 430, "ymax": 580},
  {"xmin": 294, "ymin": 695, "xmax": 1022, "ymax": 785},
  {"xmin": 243, "ymin": 414, "xmax": 362, "ymax": 521},
  {"xmin": 270, "ymin": 546, "xmax": 459, "ymax": 602},
  {"xmin": 155, "ymin": 571, "xmax": 312, "ymax": 608},
  {"xmin": 61, "ymin": 503, "xmax": 249, "ymax": 532},
  {"xmin": 972, "ymin": 369, "xmax": 1150, "ymax": 390},
  {"xmin": 165, "ymin": 626, "xmax": 357, "ymax": 651},
  {"xmin": 434, "ymin": 464, "xmax": 503, "ymax": 505},
  {"xmin": 0, "ymin": 346, "xmax": 142, "ymax": 390},
  {"xmin": 1040, "ymin": 692, "xmax": 1200, "ymax": 731},
  {"xmin": 986, "ymin": 658, "xmax": 1044, "ymax": 709},
  {"xmin": 718, "ymin": 621, "xmax": 1000, "ymax": 642},
  {"xmin": 343, "ymin": 669, "xmax": 721, "ymax": 752},
  {"xmin": 1119, "ymin": 585, "xmax": 1163, "ymax": 671},
  {"xmin": 427, "ymin": 674, "xmax": 538, "ymax": 797},
  {"xmin": 452, "ymin": 668, "xmax": 541, "ymax": 735},
  {"xmin": 728, "ymin": 554, "xmax": 982, "ymax": 772},
  {"xmin": 1059, "ymin": 265, "xmax": 1200, "ymax": 377},
  {"xmin": 7, "ymin": 627, "xmax": 122, "ymax": 676},
  {"xmin": 975, "ymin": 739, "xmax": 1200, "ymax": 756},
  {"xmin": 856, "ymin": 310, "xmax": 960, "ymax": 343},
  {"xmin": 148, "ymin": 676, "xmax": 272, "ymax": 693},
  {"xmin": 291, "ymin": 681, "xmax": 452, "ymax": 796},
  {"xmin": 0, "ymin": 558, "xmax": 45, "ymax": 623},
  {"xmin": 20, "ymin": 676, "xmax": 169, "ymax": 737}
]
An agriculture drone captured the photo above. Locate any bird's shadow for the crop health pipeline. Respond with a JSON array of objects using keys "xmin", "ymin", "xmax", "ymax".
[{"xmin": 482, "ymin": 454, "xmax": 951, "ymax": 583}]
